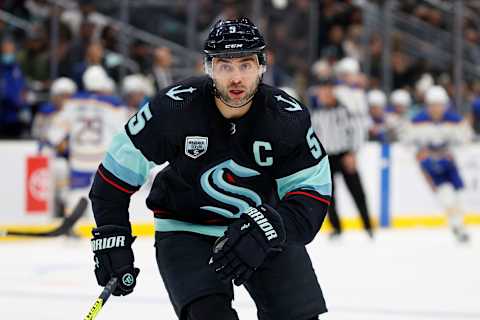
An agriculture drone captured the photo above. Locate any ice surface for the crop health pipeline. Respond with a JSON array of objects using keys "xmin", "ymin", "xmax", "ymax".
[{"xmin": 1, "ymin": 228, "xmax": 479, "ymax": 319}]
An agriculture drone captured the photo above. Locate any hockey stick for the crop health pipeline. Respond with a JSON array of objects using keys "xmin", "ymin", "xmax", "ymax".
[
  {"xmin": 84, "ymin": 277, "xmax": 118, "ymax": 320},
  {"xmin": 0, "ymin": 197, "xmax": 88, "ymax": 237}
]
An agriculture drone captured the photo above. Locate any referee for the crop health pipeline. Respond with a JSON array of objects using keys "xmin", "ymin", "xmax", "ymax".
[{"xmin": 308, "ymin": 62, "xmax": 374, "ymax": 238}]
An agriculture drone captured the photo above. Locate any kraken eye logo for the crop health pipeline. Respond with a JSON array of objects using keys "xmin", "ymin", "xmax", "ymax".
[{"xmin": 200, "ymin": 159, "xmax": 262, "ymax": 218}]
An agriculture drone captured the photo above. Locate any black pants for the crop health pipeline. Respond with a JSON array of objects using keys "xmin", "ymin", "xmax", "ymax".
[
  {"xmin": 155, "ymin": 231, "xmax": 327, "ymax": 320},
  {"xmin": 328, "ymin": 152, "xmax": 372, "ymax": 233}
]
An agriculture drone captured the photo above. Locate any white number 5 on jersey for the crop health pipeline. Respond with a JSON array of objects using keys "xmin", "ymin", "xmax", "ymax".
[{"xmin": 128, "ymin": 103, "xmax": 152, "ymax": 135}]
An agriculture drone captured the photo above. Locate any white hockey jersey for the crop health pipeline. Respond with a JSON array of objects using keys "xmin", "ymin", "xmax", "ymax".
[
  {"xmin": 402, "ymin": 109, "xmax": 473, "ymax": 149},
  {"xmin": 48, "ymin": 92, "xmax": 129, "ymax": 172}
]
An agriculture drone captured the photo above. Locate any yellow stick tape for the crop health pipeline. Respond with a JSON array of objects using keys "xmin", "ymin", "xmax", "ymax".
[{"xmin": 84, "ymin": 298, "xmax": 103, "ymax": 320}]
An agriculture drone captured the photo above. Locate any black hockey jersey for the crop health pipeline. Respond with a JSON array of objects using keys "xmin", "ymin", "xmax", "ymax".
[{"xmin": 89, "ymin": 76, "xmax": 332, "ymax": 244}]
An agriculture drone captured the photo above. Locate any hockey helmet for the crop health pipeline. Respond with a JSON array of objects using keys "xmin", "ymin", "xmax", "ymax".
[
  {"xmin": 50, "ymin": 77, "xmax": 77, "ymax": 96},
  {"xmin": 390, "ymin": 89, "xmax": 412, "ymax": 107},
  {"xmin": 425, "ymin": 85, "xmax": 449, "ymax": 105},
  {"xmin": 367, "ymin": 89, "xmax": 387, "ymax": 108},
  {"xmin": 204, "ymin": 18, "xmax": 266, "ymax": 75}
]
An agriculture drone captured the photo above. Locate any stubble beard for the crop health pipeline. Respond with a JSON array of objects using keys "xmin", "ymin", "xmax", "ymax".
[{"xmin": 215, "ymin": 77, "xmax": 260, "ymax": 108}]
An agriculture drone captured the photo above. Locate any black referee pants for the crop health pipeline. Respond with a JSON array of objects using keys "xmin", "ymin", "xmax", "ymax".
[{"xmin": 328, "ymin": 152, "xmax": 372, "ymax": 234}]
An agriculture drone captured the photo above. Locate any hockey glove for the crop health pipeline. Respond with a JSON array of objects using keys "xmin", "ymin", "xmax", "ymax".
[
  {"xmin": 91, "ymin": 225, "xmax": 140, "ymax": 296},
  {"xmin": 210, "ymin": 204, "xmax": 286, "ymax": 286}
]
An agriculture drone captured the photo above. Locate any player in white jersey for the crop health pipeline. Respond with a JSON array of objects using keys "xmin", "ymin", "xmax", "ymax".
[
  {"xmin": 48, "ymin": 66, "xmax": 128, "ymax": 216},
  {"xmin": 403, "ymin": 86, "xmax": 473, "ymax": 242},
  {"xmin": 32, "ymin": 77, "xmax": 77, "ymax": 216}
]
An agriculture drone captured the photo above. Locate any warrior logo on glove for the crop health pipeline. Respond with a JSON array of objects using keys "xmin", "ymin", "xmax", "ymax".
[
  {"xmin": 244, "ymin": 206, "xmax": 278, "ymax": 241},
  {"xmin": 210, "ymin": 204, "xmax": 286, "ymax": 286}
]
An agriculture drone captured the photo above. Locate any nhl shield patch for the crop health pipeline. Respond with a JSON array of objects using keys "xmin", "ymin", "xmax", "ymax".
[{"xmin": 185, "ymin": 136, "xmax": 208, "ymax": 159}]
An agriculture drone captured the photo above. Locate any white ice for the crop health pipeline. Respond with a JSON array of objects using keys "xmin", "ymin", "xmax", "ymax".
[{"xmin": 1, "ymin": 228, "xmax": 479, "ymax": 319}]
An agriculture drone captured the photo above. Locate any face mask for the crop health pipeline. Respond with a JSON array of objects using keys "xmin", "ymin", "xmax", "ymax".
[{"xmin": 1, "ymin": 53, "xmax": 15, "ymax": 65}]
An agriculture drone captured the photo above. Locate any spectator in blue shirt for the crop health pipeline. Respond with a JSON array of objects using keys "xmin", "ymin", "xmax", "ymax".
[
  {"xmin": 468, "ymin": 98, "xmax": 480, "ymax": 138},
  {"xmin": 0, "ymin": 37, "xmax": 28, "ymax": 138}
]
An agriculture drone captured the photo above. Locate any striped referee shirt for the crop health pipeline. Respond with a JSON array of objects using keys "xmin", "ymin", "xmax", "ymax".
[{"xmin": 310, "ymin": 85, "xmax": 369, "ymax": 155}]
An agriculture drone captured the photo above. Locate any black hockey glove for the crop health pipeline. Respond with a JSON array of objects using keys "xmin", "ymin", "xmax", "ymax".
[
  {"xmin": 210, "ymin": 204, "xmax": 286, "ymax": 286},
  {"xmin": 91, "ymin": 225, "xmax": 140, "ymax": 296}
]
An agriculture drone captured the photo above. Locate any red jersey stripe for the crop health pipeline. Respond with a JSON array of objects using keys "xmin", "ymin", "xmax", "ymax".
[{"xmin": 286, "ymin": 191, "xmax": 331, "ymax": 205}]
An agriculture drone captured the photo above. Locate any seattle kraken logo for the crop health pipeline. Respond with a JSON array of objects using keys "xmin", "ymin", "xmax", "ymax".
[{"xmin": 200, "ymin": 159, "xmax": 262, "ymax": 218}]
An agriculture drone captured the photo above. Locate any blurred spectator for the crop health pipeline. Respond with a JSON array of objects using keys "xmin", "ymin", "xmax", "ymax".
[
  {"xmin": 61, "ymin": 0, "xmax": 107, "ymax": 39},
  {"xmin": 367, "ymin": 33, "xmax": 383, "ymax": 87},
  {"xmin": 464, "ymin": 28, "xmax": 480, "ymax": 66},
  {"xmin": 100, "ymin": 25, "xmax": 125, "ymax": 79},
  {"xmin": 343, "ymin": 24, "xmax": 363, "ymax": 62},
  {"xmin": 70, "ymin": 41, "xmax": 105, "ymax": 89},
  {"xmin": 130, "ymin": 40, "xmax": 152, "ymax": 75},
  {"xmin": 0, "ymin": 37, "xmax": 29, "ymax": 138},
  {"xmin": 121, "ymin": 74, "xmax": 154, "ymax": 116},
  {"xmin": 262, "ymin": 49, "xmax": 292, "ymax": 87},
  {"xmin": 403, "ymin": 86, "xmax": 473, "ymax": 242},
  {"xmin": 68, "ymin": 20, "xmax": 98, "ymax": 66},
  {"xmin": 320, "ymin": 24, "xmax": 345, "ymax": 62},
  {"xmin": 468, "ymin": 97, "xmax": 480, "ymax": 138},
  {"xmin": 391, "ymin": 51, "xmax": 416, "ymax": 90},
  {"xmin": 284, "ymin": 0, "xmax": 310, "ymax": 75},
  {"xmin": 149, "ymin": 46, "xmax": 174, "ymax": 93},
  {"xmin": 266, "ymin": 23, "xmax": 291, "ymax": 75},
  {"xmin": 16, "ymin": 25, "xmax": 49, "ymax": 85}
]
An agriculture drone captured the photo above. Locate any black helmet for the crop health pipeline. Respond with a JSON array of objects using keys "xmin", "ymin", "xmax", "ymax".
[{"xmin": 204, "ymin": 18, "xmax": 266, "ymax": 65}]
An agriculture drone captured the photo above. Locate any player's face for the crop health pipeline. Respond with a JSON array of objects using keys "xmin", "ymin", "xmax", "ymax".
[
  {"xmin": 212, "ymin": 55, "xmax": 261, "ymax": 108},
  {"xmin": 427, "ymin": 103, "xmax": 446, "ymax": 121}
]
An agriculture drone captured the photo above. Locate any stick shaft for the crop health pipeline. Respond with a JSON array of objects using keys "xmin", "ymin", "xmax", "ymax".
[
  {"xmin": 84, "ymin": 278, "xmax": 118, "ymax": 320},
  {"xmin": 1, "ymin": 197, "xmax": 87, "ymax": 237}
]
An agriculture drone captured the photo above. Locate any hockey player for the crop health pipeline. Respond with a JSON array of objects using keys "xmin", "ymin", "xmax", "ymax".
[
  {"xmin": 404, "ymin": 86, "xmax": 473, "ymax": 242},
  {"xmin": 48, "ymin": 66, "xmax": 127, "ymax": 216},
  {"xmin": 88, "ymin": 18, "xmax": 332, "ymax": 319},
  {"xmin": 121, "ymin": 73, "xmax": 154, "ymax": 116},
  {"xmin": 33, "ymin": 77, "xmax": 77, "ymax": 216}
]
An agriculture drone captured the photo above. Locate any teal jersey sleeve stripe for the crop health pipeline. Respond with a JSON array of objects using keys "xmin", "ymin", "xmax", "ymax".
[
  {"xmin": 154, "ymin": 218, "xmax": 227, "ymax": 237},
  {"xmin": 276, "ymin": 156, "xmax": 332, "ymax": 199},
  {"xmin": 102, "ymin": 131, "xmax": 155, "ymax": 186}
]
